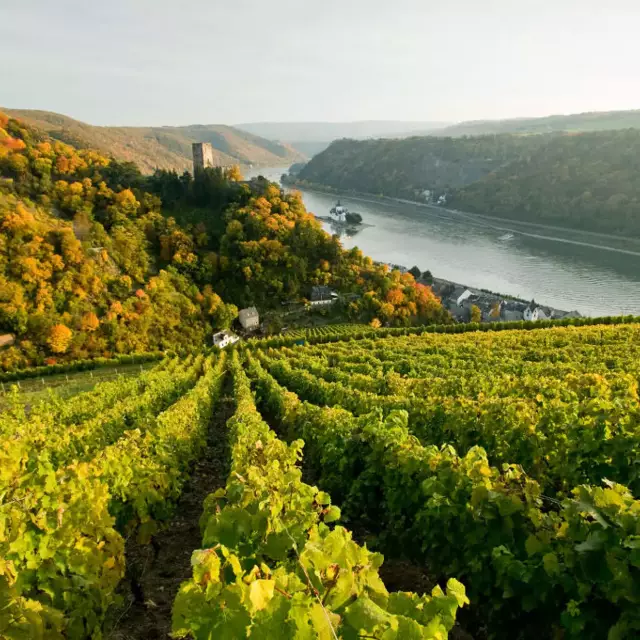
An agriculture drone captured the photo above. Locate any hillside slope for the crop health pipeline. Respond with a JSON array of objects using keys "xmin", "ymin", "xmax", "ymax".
[
  {"xmin": 451, "ymin": 128, "xmax": 640, "ymax": 235},
  {"xmin": 0, "ymin": 111, "xmax": 445, "ymax": 370},
  {"xmin": 438, "ymin": 108, "xmax": 640, "ymax": 137},
  {"xmin": 296, "ymin": 135, "xmax": 543, "ymax": 195},
  {"xmin": 4, "ymin": 109, "xmax": 304, "ymax": 173}
]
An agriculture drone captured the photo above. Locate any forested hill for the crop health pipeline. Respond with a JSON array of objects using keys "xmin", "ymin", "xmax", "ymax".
[
  {"xmin": 0, "ymin": 112, "xmax": 446, "ymax": 371},
  {"xmin": 451, "ymin": 129, "xmax": 640, "ymax": 235},
  {"xmin": 296, "ymin": 135, "xmax": 544, "ymax": 195},
  {"xmin": 295, "ymin": 130, "xmax": 640, "ymax": 237},
  {"xmin": 3, "ymin": 109, "xmax": 304, "ymax": 173}
]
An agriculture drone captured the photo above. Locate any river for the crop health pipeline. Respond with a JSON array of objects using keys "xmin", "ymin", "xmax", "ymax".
[{"xmin": 245, "ymin": 167, "xmax": 640, "ymax": 317}]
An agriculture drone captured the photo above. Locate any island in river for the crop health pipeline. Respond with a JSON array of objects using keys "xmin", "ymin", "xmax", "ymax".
[{"xmin": 312, "ymin": 200, "xmax": 374, "ymax": 236}]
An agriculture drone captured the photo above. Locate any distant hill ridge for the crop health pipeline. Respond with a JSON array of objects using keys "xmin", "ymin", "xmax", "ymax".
[
  {"xmin": 236, "ymin": 120, "xmax": 451, "ymax": 142},
  {"xmin": 428, "ymin": 108, "xmax": 640, "ymax": 137},
  {"xmin": 236, "ymin": 120, "xmax": 452, "ymax": 157},
  {"xmin": 4, "ymin": 109, "xmax": 304, "ymax": 173},
  {"xmin": 238, "ymin": 110, "xmax": 640, "ymax": 157}
]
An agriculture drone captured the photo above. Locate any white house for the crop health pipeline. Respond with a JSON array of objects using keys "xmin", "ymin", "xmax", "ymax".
[
  {"xmin": 213, "ymin": 330, "xmax": 239, "ymax": 349},
  {"xmin": 455, "ymin": 288, "xmax": 473, "ymax": 306},
  {"xmin": 238, "ymin": 307, "xmax": 259, "ymax": 331},
  {"xmin": 524, "ymin": 305, "xmax": 549, "ymax": 321}
]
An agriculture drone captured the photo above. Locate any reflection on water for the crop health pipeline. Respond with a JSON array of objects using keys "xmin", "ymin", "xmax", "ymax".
[
  {"xmin": 245, "ymin": 167, "xmax": 640, "ymax": 316},
  {"xmin": 324, "ymin": 220, "xmax": 364, "ymax": 239}
]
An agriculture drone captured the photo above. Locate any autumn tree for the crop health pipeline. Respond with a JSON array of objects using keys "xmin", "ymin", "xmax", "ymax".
[
  {"xmin": 48, "ymin": 324, "xmax": 73, "ymax": 353},
  {"xmin": 80, "ymin": 312, "xmax": 100, "ymax": 332},
  {"xmin": 225, "ymin": 165, "xmax": 243, "ymax": 182},
  {"xmin": 470, "ymin": 304, "xmax": 482, "ymax": 323}
]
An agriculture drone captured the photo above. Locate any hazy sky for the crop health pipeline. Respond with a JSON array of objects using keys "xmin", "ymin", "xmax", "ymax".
[{"xmin": 2, "ymin": 0, "xmax": 640, "ymax": 126}]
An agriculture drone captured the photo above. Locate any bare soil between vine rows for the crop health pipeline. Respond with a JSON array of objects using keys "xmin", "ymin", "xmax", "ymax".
[{"xmin": 105, "ymin": 388, "xmax": 234, "ymax": 640}]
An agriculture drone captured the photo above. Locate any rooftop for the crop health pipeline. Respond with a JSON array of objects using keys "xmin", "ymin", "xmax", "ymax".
[{"xmin": 311, "ymin": 286, "xmax": 335, "ymax": 300}]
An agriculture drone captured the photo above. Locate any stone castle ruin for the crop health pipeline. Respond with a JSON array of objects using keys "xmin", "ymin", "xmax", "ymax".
[{"xmin": 192, "ymin": 142, "xmax": 215, "ymax": 173}]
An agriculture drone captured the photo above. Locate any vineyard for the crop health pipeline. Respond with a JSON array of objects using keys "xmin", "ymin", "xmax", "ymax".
[
  {"xmin": 2, "ymin": 323, "xmax": 640, "ymax": 639},
  {"xmin": 282, "ymin": 324, "xmax": 372, "ymax": 340}
]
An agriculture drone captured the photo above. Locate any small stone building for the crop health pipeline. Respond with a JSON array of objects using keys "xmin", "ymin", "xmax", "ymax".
[{"xmin": 238, "ymin": 307, "xmax": 259, "ymax": 331}]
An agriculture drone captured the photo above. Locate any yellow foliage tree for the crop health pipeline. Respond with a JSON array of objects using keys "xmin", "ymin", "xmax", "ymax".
[
  {"xmin": 226, "ymin": 165, "xmax": 243, "ymax": 182},
  {"xmin": 471, "ymin": 304, "xmax": 482, "ymax": 323},
  {"xmin": 48, "ymin": 324, "xmax": 73, "ymax": 353}
]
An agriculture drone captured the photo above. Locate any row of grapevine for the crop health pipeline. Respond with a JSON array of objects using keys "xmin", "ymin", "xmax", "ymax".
[
  {"xmin": 275, "ymin": 333, "xmax": 640, "ymax": 405},
  {"xmin": 45, "ymin": 355, "xmax": 181, "ymax": 426},
  {"xmin": 246, "ymin": 351, "xmax": 640, "ymax": 639},
  {"xmin": 279, "ymin": 323, "xmax": 372, "ymax": 340},
  {"xmin": 260, "ymin": 350, "xmax": 640, "ymax": 494},
  {"xmin": 171, "ymin": 350, "xmax": 468, "ymax": 639},
  {"xmin": 0, "ymin": 351, "xmax": 165, "ymax": 383},
  {"xmin": 256, "ymin": 325, "xmax": 640, "ymax": 494},
  {"xmin": 1, "ymin": 353, "xmax": 226, "ymax": 639},
  {"xmin": 1, "ymin": 355, "xmax": 204, "ymax": 489},
  {"xmin": 299, "ymin": 324, "xmax": 640, "ymax": 375},
  {"xmin": 254, "ymin": 313, "xmax": 640, "ymax": 349},
  {"xmin": 0, "ymin": 357, "xmax": 181, "ymax": 441}
]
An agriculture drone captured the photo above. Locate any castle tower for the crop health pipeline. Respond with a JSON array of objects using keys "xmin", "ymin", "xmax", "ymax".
[{"xmin": 192, "ymin": 142, "xmax": 215, "ymax": 173}]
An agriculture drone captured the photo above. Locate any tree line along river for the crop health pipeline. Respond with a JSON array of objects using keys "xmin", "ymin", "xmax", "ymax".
[{"xmin": 246, "ymin": 167, "xmax": 640, "ymax": 317}]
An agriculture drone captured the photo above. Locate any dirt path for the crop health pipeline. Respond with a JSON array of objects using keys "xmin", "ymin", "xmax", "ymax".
[{"xmin": 106, "ymin": 384, "xmax": 235, "ymax": 640}]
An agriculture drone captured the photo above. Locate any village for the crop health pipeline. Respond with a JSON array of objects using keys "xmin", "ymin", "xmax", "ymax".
[
  {"xmin": 380, "ymin": 262, "xmax": 583, "ymax": 323},
  {"xmin": 429, "ymin": 277, "xmax": 582, "ymax": 324}
]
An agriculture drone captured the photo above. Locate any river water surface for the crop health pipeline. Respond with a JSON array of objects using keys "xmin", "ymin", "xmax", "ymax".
[{"xmin": 246, "ymin": 167, "xmax": 640, "ymax": 316}]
